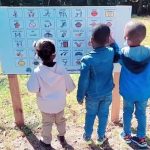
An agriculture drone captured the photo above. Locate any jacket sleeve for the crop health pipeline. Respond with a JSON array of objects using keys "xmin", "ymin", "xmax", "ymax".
[
  {"xmin": 27, "ymin": 72, "xmax": 40, "ymax": 93},
  {"xmin": 58, "ymin": 63, "xmax": 76, "ymax": 93},
  {"xmin": 77, "ymin": 57, "xmax": 90, "ymax": 102},
  {"xmin": 110, "ymin": 43, "xmax": 121, "ymax": 63},
  {"xmin": 65, "ymin": 74, "xmax": 76, "ymax": 93}
]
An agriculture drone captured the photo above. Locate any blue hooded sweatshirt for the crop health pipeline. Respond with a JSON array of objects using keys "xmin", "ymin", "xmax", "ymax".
[{"xmin": 119, "ymin": 46, "xmax": 150, "ymax": 101}]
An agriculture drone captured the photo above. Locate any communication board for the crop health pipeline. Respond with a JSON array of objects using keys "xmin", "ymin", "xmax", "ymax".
[{"xmin": 0, "ymin": 6, "xmax": 131, "ymax": 74}]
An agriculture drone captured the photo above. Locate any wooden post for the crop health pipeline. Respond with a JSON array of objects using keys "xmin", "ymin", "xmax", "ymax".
[
  {"xmin": 8, "ymin": 75, "xmax": 24, "ymax": 127},
  {"xmin": 111, "ymin": 72, "xmax": 120, "ymax": 123}
]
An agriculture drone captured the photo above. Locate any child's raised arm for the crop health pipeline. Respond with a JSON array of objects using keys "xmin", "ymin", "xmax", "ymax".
[{"xmin": 109, "ymin": 36, "xmax": 121, "ymax": 63}]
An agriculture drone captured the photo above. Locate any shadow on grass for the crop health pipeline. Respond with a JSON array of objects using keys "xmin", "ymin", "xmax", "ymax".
[
  {"xmin": 146, "ymin": 136, "xmax": 150, "ymax": 146},
  {"xmin": 113, "ymin": 121, "xmax": 123, "ymax": 127},
  {"xmin": 0, "ymin": 126, "xmax": 5, "ymax": 131},
  {"xmin": 88, "ymin": 139, "xmax": 114, "ymax": 150},
  {"xmin": 20, "ymin": 125, "xmax": 74, "ymax": 150},
  {"xmin": 20, "ymin": 125, "xmax": 49, "ymax": 150},
  {"xmin": 63, "ymin": 144, "xmax": 74, "ymax": 150}
]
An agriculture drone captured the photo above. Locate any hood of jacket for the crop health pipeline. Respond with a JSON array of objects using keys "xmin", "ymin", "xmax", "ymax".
[{"xmin": 121, "ymin": 54, "xmax": 150, "ymax": 74}]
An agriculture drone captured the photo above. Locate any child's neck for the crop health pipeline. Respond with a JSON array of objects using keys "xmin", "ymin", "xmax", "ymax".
[
  {"xmin": 129, "ymin": 43, "xmax": 141, "ymax": 47},
  {"xmin": 43, "ymin": 61, "xmax": 56, "ymax": 67},
  {"xmin": 129, "ymin": 45, "xmax": 140, "ymax": 47},
  {"xmin": 93, "ymin": 44, "xmax": 105, "ymax": 49},
  {"xmin": 128, "ymin": 41, "xmax": 141, "ymax": 47}
]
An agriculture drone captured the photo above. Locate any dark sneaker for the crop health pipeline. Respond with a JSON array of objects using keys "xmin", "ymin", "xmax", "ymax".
[
  {"xmin": 57, "ymin": 135, "xmax": 68, "ymax": 148},
  {"xmin": 132, "ymin": 136, "xmax": 147, "ymax": 148},
  {"xmin": 40, "ymin": 140, "xmax": 54, "ymax": 149},
  {"xmin": 83, "ymin": 134, "xmax": 92, "ymax": 145},
  {"xmin": 120, "ymin": 132, "xmax": 132, "ymax": 144},
  {"xmin": 96, "ymin": 137, "xmax": 107, "ymax": 146}
]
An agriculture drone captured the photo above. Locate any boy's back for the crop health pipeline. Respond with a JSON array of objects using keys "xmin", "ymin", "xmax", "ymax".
[
  {"xmin": 77, "ymin": 46, "xmax": 115, "ymax": 100},
  {"xmin": 120, "ymin": 21, "xmax": 150, "ymax": 148},
  {"xmin": 76, "ymin": 24, "xmax": 119, "ymax": 145},
  {"xmin": 27, "ymin": 63, "xmax": 67, "ymax": 113}
]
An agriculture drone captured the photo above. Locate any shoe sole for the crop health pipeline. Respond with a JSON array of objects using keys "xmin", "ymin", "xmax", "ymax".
[
  {"xmin": 126, "ymin": 140, "xmax": 131, "ymax": 144},
  {"xmin": 96, "ymin": 141, "xmax": 105, "ymax": 146},
  {"xmin": 96, "ymin": 141, "xmax": 104, "ymax": 146},
  {"xmin": 131, "ymin": 139, "xmax": 147, "ymax": 148},
  {"xmin": 86, "ymin": 140, "xmax": 93, "ymax": 145},
  {"xmin": 96, "ymin": 138, "xmax": 107, "ymax": 146}
]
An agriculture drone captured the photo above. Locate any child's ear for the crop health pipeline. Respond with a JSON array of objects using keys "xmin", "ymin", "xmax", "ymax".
[
  {"xmin": 91, "ymin": 37, "xmax": 95, "ymax": 48},
  {"xmin": 91, "ymin": 37, "xmax": 94, "ymax": 43},
  {"xmin": 106, "ymin": 36, "xmax": 110, "ymax": 44},
  {"xmin": 50, "ymin": 54, "xmax": 56, "ymax": 61},
  {"xmin": 124, "ymin": 29, "xmax": 128, "ymax": 40},
  {"xmin": 124, "ymin": 35, "xmax": 128, "ymax": 40}
]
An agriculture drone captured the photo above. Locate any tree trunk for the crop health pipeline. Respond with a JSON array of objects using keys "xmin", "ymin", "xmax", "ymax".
[
  {"xmin": 43, "ymin": 0, "xmax": 61, "ymax": 6},
  {"xmin": 137, "ymin": 0, "xmax": 143, "ymax": 15},
  {"xmin": 71, "ymin": 0, "xmax": 87, "ymax": 6},
  {"xmin": 87, "ymin": 0, "xmax": 99, "ymax": 6}
]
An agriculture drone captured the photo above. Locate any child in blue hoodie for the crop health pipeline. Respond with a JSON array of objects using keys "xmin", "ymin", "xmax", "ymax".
[
  {"xmin": 77, "ymin": 24, "xmax": 119, "ymax": 145},
  {"xmin": 120, "ymin": 21, "xmax": 150, "ymax": 148}
]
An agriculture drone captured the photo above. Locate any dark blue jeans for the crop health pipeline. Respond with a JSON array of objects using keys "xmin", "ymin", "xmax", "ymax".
[
  {"xmin": 123, "ymin": 99, "xmax": 148, "ymax": 138},
  {"xmin": 84, "ymin": 93, "xmax": 112, "ymax": 139}
]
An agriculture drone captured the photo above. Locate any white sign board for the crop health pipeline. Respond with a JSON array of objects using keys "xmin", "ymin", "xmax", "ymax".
[{"xmin": 0, "ymin": 6, "xmax": 131, "ymax": 74}]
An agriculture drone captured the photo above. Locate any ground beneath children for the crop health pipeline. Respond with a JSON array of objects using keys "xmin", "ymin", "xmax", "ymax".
[{"xmin": 0, "ymin": 118, "xmax": 150, "ymax": 150}]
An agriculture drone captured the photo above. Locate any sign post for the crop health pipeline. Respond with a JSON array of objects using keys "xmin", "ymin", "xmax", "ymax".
[
  {"xmin": 8, "ymin": 75, "xmax": 24, "ymax": 127},
  {"xmin": 111, "ymin": 72, "xmax": 120, "ymax": 122}
]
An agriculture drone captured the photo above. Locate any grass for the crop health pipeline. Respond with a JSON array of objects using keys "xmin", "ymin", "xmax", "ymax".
[{"xmin": 0, "ymin": 17, "xmax": 150, "ymax": 150}]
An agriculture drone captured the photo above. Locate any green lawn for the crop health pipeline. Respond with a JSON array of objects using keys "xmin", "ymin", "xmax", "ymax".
[{"xmin": 0, "ymin": 17, "xmax": 150, "ymax": 150}]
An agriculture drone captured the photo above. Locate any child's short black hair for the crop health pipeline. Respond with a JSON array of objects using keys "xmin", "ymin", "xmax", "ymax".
[
  {"xmin": 92, "ymin": 24, "xmax": 110, "ymax": 45},
  {"xmin": 34, "ymin": 38, "xmax": 55, "ymax": 62}
]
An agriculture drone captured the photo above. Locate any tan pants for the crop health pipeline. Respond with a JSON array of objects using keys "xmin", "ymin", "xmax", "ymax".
[{"xmin": 41, "ymin": 110, "xmax": 66, "ymax": 144}]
